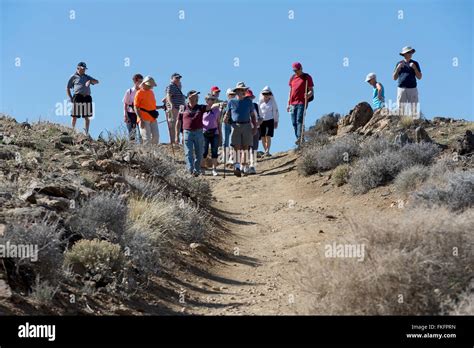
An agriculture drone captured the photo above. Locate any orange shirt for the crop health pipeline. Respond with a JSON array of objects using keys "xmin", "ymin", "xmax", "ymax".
[{"xmin": 134, "ymin": 88, "xmax": 157, "ymax": 123}]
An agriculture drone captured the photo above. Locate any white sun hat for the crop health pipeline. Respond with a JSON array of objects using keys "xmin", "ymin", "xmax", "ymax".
[
  {"xmin": 365, "ymin": 73, "xmax": 377, "ymax": 82},
  {"xmin": 400, "ymin": 46, "xmax": 416, "ymax": 56},
  {"xmin": 232, "ymin": 82, "xmax": 250, "ymax": 92},
  {"xmin": 141, "ymin": 76, "xmax": 157, "ymax": 87}
]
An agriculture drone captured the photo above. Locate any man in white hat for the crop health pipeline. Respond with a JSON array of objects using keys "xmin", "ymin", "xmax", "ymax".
[
  {"xmin": 393, "ymin": 46, "xmax": 422, "ymax": 117},
  {"xmin": 365, "ymin": 73, "xmax": 385, "ymax": 110},
  {"xmin": 134, "ymin": 76, "xmax": 160, "ymax": 145},
  {"xmin": 223, "ymin": 82, "xmax": 257, "ymax": 177}
]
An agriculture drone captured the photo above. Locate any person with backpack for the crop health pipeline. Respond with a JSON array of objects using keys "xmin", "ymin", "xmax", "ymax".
[
  {"xmin": 393, "ymin": 46, "xmax": 422, "ymax": 117},
  {"xmin": 244, "ymin": 89, "xmax": 263, "ymax": 175},
  {"xmin": 258, "ymin": 86, "xmax": 279, "ymax": 157},
  {"xmin": 223, "ymin": 82, "xmax": 258, "ymax": 177},
  {"xmin": 175, "ymin": 90, "xmax": 213, "ymax": 176},
  {"xmin": 202, "ymin": 94, "xmax": 221, "ymax": 176},
  {"xmin": 166, "ymin": 73, "xmax": 186, "ymax": 143},
  {"xmin": 66, "ymin": 62, "xmax": 99, "ymax": 135},
  {"xmin": 365, "ymin": 73, "xmax": 385, "ymax": 110},
  {"xmin": 134, "ymin": 76, "xmax": 160, "ymax": 145},
  {"xmin": 122, "ymin": 73, "xmax": 144, "ymax": 142},
  {"xmin": 287, "ymin": 62, "xmax": 314, "ymax": 144}
]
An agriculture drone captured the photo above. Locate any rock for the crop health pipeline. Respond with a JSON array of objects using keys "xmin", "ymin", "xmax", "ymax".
[
  {"xmin": 189, "ymin": 243, "xmax": 207, "ymax": 252},
  {"xmin": 36, "ymin": 196, "xmax": 70, "ymax": 211},
  {"xmin": 54, "ymin": 142, "xmax": 65, "ymax": 150},
  {"xmin": 0, "ymin": 279, "xmax": 12, "ymax": 299},
  {"xmin": 433, "ymin": 116, "xmax": 453, "ymax": 124},
  {"xmin": 20, "ymin": 122, "xmax": 32, "ymax": 129},
  {"xmin": 97, "ymin": 149, "xmax": 113, "ymax": 160},
  {"xmin": 414, "ymin": 126, "xmax": 432, "ymax": 143},
  {"xmin": 96, "ymin": 159, "xmax": 124, "ymax": 174},
  {"xmin": 20, "ymin": 190, "xmax": 37, "ymax": 203},
  {"xmin": 32, "ymin": 183, "xmax": 77, "ymax": 199},
  {"xmin": 6, "ymin": 206, "xmax": 51, "ymax": 220},
  {"xmin": 0, "ymin": 224, "xmax": 5, "ymax": 237},
  {"xmin": 455, "ymin": 130, "xmax": 474, "ymax": 155},
  {"xmin": 338, "ymin": 102, "xmax": 374, "ymax": 133},
  {"xmin": 64, "ymin": 161, "xmax": 80, "ymax": 170},
  {"xmin": 394, "ymin": 131, "xmax": 411, "ymax": 147},
  {"xmin": 59, "ymin": 135, "xmax": 74, "ymax": 144},
  {"xmin": 0, "ymin": 148, "xmax": 15, "ymax": 160}
]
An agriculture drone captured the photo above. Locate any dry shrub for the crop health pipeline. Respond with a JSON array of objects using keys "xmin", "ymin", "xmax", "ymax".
[
  {"xmin": 332, "ymin": 164, "xmax": 350, "ymax": 186},
  {"xmin": 297, "ymin": 208, "xmax": 473, "ymax": 315}
]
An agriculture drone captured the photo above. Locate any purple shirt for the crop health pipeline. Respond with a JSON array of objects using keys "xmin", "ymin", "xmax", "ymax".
[{"xmin": 203, "ymin": 107, "xmax": 220, "ymax": 134}]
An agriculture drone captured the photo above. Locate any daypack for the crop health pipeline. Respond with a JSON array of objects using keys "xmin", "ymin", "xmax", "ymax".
[
  {"xmin": 290, "ymin": 73, "xmax": 314, "ymax": 102},
  {"xmin": 139, "ymin": 108, "xmax": 159, "ymax": 119}
]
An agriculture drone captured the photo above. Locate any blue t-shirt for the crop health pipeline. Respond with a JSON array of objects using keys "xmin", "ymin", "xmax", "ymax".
[
  {"xmin": 372, "ymin": 83, "xmax": 385, "ymax": 109},
  {"xmin": 226, "ymin": 98, "xmax": 254, "ymax": 123},
  {"xmin": 67, "ymin": 73, "xmax": 95, "ymax": 96},
  {"xmin": 395, "ymin": 60, "xmax": 421, "ymax": 88}
]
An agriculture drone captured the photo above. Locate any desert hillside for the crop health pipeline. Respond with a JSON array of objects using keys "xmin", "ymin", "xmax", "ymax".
[{"xmin": 0, "ymin": 110, "xmax": 473, "ymax": 315}]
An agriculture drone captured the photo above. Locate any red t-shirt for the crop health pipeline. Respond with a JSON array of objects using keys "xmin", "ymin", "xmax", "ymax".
[
  {"xmin": 179, "ymin": 104, "xmax": 207, "ymax": 131},
  {"xmin": 289, "ymin": 73, "xmax": 314, "ymax": 105}
]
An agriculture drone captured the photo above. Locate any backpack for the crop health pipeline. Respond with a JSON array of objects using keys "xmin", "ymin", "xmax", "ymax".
[{"xmin": 290, "ymin": 73, "xmax": 314, "ymax": 102}]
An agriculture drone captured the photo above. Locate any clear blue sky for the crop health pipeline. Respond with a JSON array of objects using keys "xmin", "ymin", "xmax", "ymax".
[{"xmin": 1, "ymin": 0, "xmax": 473, "ymax": 152}]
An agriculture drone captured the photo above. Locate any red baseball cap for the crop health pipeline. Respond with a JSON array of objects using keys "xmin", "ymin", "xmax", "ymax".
[
  {"xmin": 292, "ymin": 62, "xmax": 302, "ymax": 70},
  {"xmin": 245, "ymin": 89, "xmax": 255, "ymax": 98},
  {"xmin": 211, "ymin": 86, "xmax": 220, "ymax": 92}
]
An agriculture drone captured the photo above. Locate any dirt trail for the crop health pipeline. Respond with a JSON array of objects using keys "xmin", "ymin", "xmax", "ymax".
[{"xmin": 185, "ymin": 151, "xmax": 399, "ymax": 315}]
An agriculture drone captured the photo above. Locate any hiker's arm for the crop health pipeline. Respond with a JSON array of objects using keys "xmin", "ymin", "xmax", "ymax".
[
  {"xmin": 251, "ymin": 111, "xmax": 257, "ymax": 135},
  {"xmin": 376, "ymin": 83, "xmax": 383, "ymax": 100},
  {"xmin": 124, "ymin": 102, "xmax": 129, "ymax": 122},
  {"xmin": 66, "ymin": 87, "xmax": 73, "ymax": 102},
  {"xmin": 410, "ymin": 63, "xmax": 422, "ymax": 79},
  {"xmin": 307, "ymin": 86, "xmax": 314, "ymax": 99},
  {"xmin": 166, "ymin": 93, "xmax": 173, "ymax": 110},
  {"xmin": 134, "ymin": 106, "xmax": 145, "ymax": 128},
  {"xmin": 393, "ymin": 62, "xmax": 403, "ymax": 80}
]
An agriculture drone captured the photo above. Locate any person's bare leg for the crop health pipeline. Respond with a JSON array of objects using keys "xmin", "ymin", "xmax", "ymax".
[
  {"xmin": 241, "ymin": 145, "xmax": 248, "ymax": 167},
  {"xmin": 266, "ymin": 136, "xmax": 272, "ymax": 153},
  {"xmin": 71, "ymin": 117, "xmax": 77, "ymax": 130},
  {"xmin": 84, "ymin": 117, "xmax": 90, "ymax": 135}
]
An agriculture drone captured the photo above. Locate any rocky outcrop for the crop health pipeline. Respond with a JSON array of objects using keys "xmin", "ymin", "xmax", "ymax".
[{"xmin": 338, "ymin": 102, "xmax": 374, "ymax": 134}]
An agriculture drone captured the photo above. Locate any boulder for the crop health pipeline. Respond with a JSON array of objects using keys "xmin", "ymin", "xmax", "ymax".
[
  {"xmin": 414, "ymin": 126, "xmax": 433, "ymax": 143},
  {"xmin": 96, "ymin": 159, "xmax": 125, "ymax": 174},
  {"xmin": 338, "ymin": 102, "xmax": 373, "ymax": 134},
  {"xmin": 32, "ymin": 183, "xmax": 77, "ymax": 199},
  {"xmin": 59, "ymin": 135, "xmax": 74, "ymax": 144},
  {"xmin": 394, "ymin": 131, "xmax": 412, "ymax": 147},
  {"xmin": 455, "ymin": 130, "xmax": 474, "ymax": 155},
  {"xmin": 0, "ymin": 148, "xmax": 15, "ymax": 160},
  {"xmin": 359, "ymin": 108, "xmax": 391, "ymax": 136},
  {"xmin": 36, "ymin": 196, "xmax": 70, "ymax": 211},
  {"xmin": 0, "ymin": 279, "xmax": 12, "ymax": 299}
]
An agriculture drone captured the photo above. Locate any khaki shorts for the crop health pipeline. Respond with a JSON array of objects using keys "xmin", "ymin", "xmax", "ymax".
[{"xmin": 231, "ymin": 123, "xmax": 253, "ymax": 147}]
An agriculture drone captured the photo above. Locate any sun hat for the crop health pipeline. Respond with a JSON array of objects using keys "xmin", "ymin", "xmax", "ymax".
[
  {"xmin": 77, "ymin": 62, "xmax": 87, "ymax": 69},
  {"xmin": 187, "ymin": 90, "xmax": 200, "ymax": 98},
  {"xmin": 226, "ymin": 88, "xmax": 236, "ymax": 95},
  {"xmin": 210, "ymin": 86, "xmax": 220, "ymax": 93},
  {"xmin": 140, "ymin": 76, "xmax": 157, "ymax": 87},
  {"xmin": 232, "ymin": 82, "xmax": 250, "ymax": 92},
  {"xmin": 365, "ymin": 73, "xmax": 376, "ymax": 82},
  {"xmin": 292, "ymin": 62, "xmax": 302, "ymax": 70},
  {"xmin": 261, "ymin": 86, "xmax": 273, "ymax": 95},
  {"xmin": 399, "ymin": 46, "xmax": 415, "ymax": 56},
  {"xmin": 171, "ymin": 72, "xmax": 182, "ymax": 79}
]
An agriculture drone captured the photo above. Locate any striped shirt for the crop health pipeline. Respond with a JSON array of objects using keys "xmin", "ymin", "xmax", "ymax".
[{"xmin": 166, "ymin": 83, "xmax": 185, "ymax": 109}]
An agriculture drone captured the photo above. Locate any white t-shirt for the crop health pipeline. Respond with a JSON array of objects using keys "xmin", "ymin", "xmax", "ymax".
[
  {"xmin": 123, "ymin": 86, "xmax": 138, "ymax": 112},
  {"xmin": 259, "ymin": 99, "xmax": 279, "ymax": 122}
]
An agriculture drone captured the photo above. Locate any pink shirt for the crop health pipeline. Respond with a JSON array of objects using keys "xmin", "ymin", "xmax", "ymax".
[{"xmin": 202, "ymin": 107, "xmax": 220, "ymax": 133}]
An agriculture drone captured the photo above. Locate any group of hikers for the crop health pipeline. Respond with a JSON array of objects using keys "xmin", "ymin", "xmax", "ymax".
[{"xmin": 66, "ymin": 45, "xmax": 422, "ymax": 177}]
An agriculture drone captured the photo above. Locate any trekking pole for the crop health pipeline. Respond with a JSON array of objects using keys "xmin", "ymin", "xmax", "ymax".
[{"xmin": 299, "ymin": 80, "xmax": 309, "ymax": 147}]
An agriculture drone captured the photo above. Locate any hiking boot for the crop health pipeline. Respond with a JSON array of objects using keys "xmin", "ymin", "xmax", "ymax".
[
  {"xmin": 212, "ymin": 169, "xmax": 218, "ymax": 176},
  {"xmin": 248, "ymin": 166, "xmax": 257, "ymax": 175}
]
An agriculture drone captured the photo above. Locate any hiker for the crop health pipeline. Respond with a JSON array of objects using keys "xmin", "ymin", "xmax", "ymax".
[
  {"xmin": 223, "ymin": 82, "xmax": 258, "ymax": 177},
  {"xmin": 165, "ymin": 73, "xmax": 186, "ymax": 143},
  {"xmin": 134, "ymin": 76, "xmax": 160, "ymax": 145},
  {"xmin": 365, "ymin": 73, "xmax": 385, "ymax": 110},
  {"xmin": 393, "ymin": 46, "xmax": 422, "ymax": 117},
  {"xmin": 245, "ymin": 89, "xmax": 263, "ymax": 175},
  {"xmin": 175, "ymin": 90, "xmax": 213, "ymax": 176},
  {"xmin": 202, "ymin": 94, "xmax": 221, "ymax": 176},
  {"xmin": 66, "ymin": 62, "xmax": 99, "ymax": 135},
  {"xmin": 210, "ymin": 86, "xmax": 223, "ymax": 102},
  {"xmin": 258, "ymin": 86, "xmax": 279, "ymax": 156},
  {"xmin": 122, "ymin": 73, "xmax": 144, "ymax": 142},
  {"xmin": 222, "ymin": 88, "xmax": 236, "ymax": 164},
  {"xmin": 287, "ymin": 62, "xmax": 314, "ymax": 143}
]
